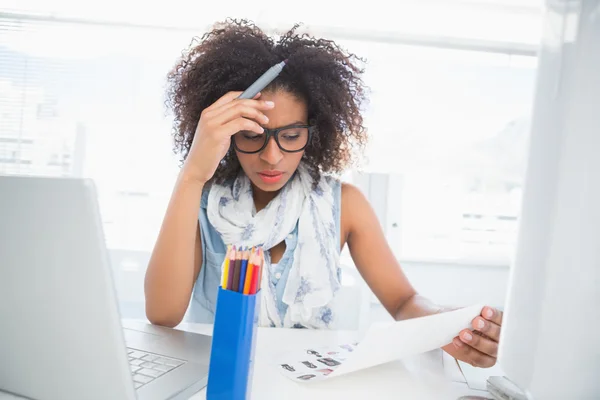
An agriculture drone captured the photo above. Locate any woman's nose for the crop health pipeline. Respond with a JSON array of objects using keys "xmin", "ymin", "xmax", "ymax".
[{"xmin": 259, "ymin": 137, "xmax": 283, "ymax": 165}]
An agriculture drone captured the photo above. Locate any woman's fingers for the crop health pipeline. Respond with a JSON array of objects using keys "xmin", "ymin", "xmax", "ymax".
[
  {"xmin": 482, "ymin": 306, "xmax": 503, "ymax": 326},
  {"xmin": 221, "ymin": 117, "xmax": 265, "ymax": 136},
  {"xmin": 472, "ymin": 316, "xmax": 502, "ymax": 342},
  {"xmin": 199, "ymin": 96, "xmax": 275, "ymax": 139},
  {"xmin": 452, "ymin": 335, "xmax": 497, "ymax": 367},
  {"xmin": 458, "ymin": 328, "xmax": 499, "ymax": 358},
  {"xmin": 446, "ymin": 306, "xmax": 503, "ymax": 368},
  {"xmin": 212, "ymin": 101, "xmax": 273, "ymax": 126}
]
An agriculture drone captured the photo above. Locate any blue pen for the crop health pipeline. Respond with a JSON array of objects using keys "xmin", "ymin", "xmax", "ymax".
[{"xmin": 238, "ymin": 248, "xmax": 250, "ymax": 293}]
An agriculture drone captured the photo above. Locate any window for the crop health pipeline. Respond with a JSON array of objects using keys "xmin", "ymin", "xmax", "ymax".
[
  {"xmin": 1, "ymin": 4, "xmax": 540, "ymax": 317},
  {"xmin": 0, "ymin": 18, "xmax": 189, "ymax": 251},
  {"xmin": 342, "ymin": 41, "xmax": 537, "ymax": 265}
]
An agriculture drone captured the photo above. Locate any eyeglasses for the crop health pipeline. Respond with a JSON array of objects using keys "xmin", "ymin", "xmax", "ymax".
[{"xmin": 232, "ymin": 124, "xmax": 313, "ymax": 154}]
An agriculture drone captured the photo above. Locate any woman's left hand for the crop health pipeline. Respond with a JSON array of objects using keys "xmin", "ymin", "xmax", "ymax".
[{"xmin": 442, "ymin": 306, "xmax": 503, "ymax": 368}]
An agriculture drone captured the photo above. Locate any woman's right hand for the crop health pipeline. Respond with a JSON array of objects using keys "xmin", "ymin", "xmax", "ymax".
[{"xmin": 181, "ymin": 91, "xmax": 274, "ymax": 184}]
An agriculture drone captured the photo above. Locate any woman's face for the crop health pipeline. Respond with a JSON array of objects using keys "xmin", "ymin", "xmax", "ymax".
[{"xmin": 235, "ymin": 90, "xmax": 308, "ymax": 192}]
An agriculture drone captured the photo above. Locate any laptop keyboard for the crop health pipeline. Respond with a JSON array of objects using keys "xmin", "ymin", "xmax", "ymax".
[{"xmin": 127, "ymin": 348, "xmax": 186, "ymax": 389}]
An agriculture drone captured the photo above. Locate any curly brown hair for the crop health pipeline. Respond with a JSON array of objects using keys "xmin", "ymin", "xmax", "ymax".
[{"xmin": 166, "ymin": 19, "xmax": 369, "ymax": 185}]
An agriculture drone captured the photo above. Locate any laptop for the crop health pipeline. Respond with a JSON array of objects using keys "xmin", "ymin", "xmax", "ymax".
[{"xmin": 0, "ymin": 175, "xmax": 211, "ymax": 400}]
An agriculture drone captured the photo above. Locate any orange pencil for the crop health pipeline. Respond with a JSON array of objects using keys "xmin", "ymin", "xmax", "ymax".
[
  {"xmin": 243, "ymin": 249, "xmax": 255, "ymax": 294},
  {"xmin": 220, "ymin": 245, "xmax": 231, "ymax": 289}
]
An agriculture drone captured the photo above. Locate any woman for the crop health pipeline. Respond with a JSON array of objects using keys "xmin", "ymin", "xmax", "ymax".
[{"xmin": 145, "ymin": 19, "xmax": 503, "ymax": 368}]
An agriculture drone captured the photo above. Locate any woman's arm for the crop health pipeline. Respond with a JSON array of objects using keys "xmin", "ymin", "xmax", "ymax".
[
  {"xmin": 342, "ymin": 183, "xmax": 442, "ymax": 320},
  {"xmin": 144, "ymin": 91, "xmax": 272, "ymax": 328},
  {"xmin": 144, "ymin": 171, "xmax": 203, "ymax": 328},
  {"xmin": 343, "ymin": 182, "xmax": 503, "ymax": 368}
]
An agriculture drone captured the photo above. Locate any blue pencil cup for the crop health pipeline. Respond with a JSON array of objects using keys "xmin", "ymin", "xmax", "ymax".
[{"xmin": 207, "ymin": 287, "xmax": 261, "ymax": 400}]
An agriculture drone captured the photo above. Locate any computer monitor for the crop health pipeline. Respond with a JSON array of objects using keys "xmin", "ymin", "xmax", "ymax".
[{"xmin": 497, "ymin": 1, "xmax": 600, "ymax": 399}]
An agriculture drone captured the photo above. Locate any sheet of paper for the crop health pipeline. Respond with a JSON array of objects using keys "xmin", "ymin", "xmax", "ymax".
[{"xmin": 275, "ymin": 305, "xmax": 483, "ymax": 383}]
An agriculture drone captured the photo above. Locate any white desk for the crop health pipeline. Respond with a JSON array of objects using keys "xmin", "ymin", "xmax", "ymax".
[
  {"xmin": 0, "ymin": 321, "xmax": 495, "ymax": 400},
  {"xmin": 171, "ymin": 321, "xmax": 493, "ymax": 400}
]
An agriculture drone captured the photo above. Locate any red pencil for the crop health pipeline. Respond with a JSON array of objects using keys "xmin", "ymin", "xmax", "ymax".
[
  {"xmin": 245, "ymin": 247, "xmax": 257, "ymax": 294},
  {"xmin": 249, "ymin": 261, "xmax": 259, "ymax": 295}
]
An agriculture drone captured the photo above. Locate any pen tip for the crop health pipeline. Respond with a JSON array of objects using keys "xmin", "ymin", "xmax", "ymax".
[{"xmin": 283, "ymin": 59, "xmax": 288, "ymax": 64}]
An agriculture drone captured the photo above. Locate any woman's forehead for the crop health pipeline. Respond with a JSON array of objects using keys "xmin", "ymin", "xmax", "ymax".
[{"xmin": 261, "ymin": 90, "xmax": 308, "ymax": 128}]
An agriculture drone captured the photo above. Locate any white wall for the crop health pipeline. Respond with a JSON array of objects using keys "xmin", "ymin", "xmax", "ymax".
[
  {"xmin": 343, "ymin": 256, "xmax": 510, "ymax": 325},
  {"xmin": 401, "ymin": 262, "xmax": 508, "ymax": 309}
]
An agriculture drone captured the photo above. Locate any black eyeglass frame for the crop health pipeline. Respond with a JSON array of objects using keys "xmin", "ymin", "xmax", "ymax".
[{"xmin": 232, "ymin": 124, "xmax": 314, "ymax": 154}]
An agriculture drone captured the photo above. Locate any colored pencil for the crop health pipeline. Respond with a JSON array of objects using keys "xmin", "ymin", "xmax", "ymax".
[
  {"xmin": 226, "ymin": 246, "xmax": 237, "ymax": 291},
  {"xmin": 220, "ymin": 245, "xmax": 231, "ymax": 289},
  {"xmin": 249, "ymin": 262, "xmax": 258, "ymax": 295},
  {"xmin": 249, "ymin": 248, "xmax": 262, "ymax": 294},
  {"xmin": 238, "ymin": 248, "xmax": 250, "ymax": 293},
  {"xmin": 243, "ymin": 249, "xmax": 256, "ymax": 294},
  {"xmin": 231, "ymin": 249, "xmax": 243, "ymax": 292},
  {"xmin": 257, "ymin": 247, "xmax": 264, "ymax": 291}
]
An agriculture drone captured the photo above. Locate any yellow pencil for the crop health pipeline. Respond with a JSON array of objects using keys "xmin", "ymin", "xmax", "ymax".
[{"xmin": 220, "ymin": 245, "xmax": 231, "ymax": 289}]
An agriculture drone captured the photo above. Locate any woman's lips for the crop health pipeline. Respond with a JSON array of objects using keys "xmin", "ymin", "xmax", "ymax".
[{"xmin": 258, "ymin": 171, "xmax": 284, "ymax": 184}]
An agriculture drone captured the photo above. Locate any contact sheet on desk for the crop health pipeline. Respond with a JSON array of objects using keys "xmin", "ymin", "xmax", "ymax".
[
  {"xmin": 275, "ymin": 342, "xmax": 358, "ymax": 382},
  {"xmin": 274, "ymin": 305, "xmax": 483, "ymax": 383}
]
